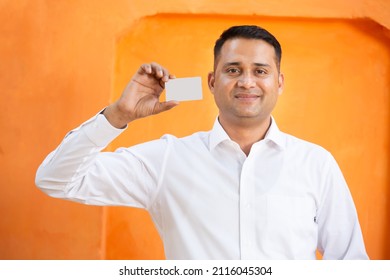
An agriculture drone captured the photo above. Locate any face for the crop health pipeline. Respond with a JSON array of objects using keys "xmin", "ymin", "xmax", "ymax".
[{"xmin": 208, "ymin": 38, "xmax": 284, "ymax": 125}]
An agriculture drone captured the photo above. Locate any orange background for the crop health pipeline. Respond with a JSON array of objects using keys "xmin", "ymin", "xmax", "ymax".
[{"xmin": 0, "ymin": 0, "xmax": 389, "ymax": 259}]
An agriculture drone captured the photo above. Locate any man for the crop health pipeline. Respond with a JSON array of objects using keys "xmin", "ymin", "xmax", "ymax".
[{"xmin": 35, "ymin": 25, "xmax": 368, "ymax": 260}]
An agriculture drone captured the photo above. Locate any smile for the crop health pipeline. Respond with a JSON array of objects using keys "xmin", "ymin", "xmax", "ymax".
[{"xmin": 234, "ymin": 93, "xmax": 260, "ymax": 100}]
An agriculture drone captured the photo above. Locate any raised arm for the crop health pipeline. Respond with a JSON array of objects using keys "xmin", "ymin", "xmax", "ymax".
[{"xmin": 35, "ymin": 63, "xmax": 176, "ymax": 207}]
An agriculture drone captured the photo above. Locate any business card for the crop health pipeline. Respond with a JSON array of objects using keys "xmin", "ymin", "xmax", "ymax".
[{"xmin": 165, "ymin": 77, "xmax": 203, "ymax": 102}]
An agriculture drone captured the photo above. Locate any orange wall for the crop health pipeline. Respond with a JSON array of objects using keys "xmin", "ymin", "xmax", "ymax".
[{"xmin": 0, "ymin": 0, "xmax": 389, "ymax": 260}]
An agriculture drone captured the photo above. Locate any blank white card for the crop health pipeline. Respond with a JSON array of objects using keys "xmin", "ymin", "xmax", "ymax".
[{"xmin": 165, "ymin": 77, "xmax": 203, "ymax": 102}]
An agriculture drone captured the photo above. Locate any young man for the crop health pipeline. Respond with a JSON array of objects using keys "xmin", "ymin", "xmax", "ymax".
[{"xmin": 36, "ymin": 25, "xmax": 368, "ymax": 260}]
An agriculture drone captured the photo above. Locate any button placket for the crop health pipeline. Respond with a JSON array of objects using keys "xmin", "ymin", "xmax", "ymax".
[{"xmin": 239, "ymin": 153, "xmax": 256, "ymax": 259}]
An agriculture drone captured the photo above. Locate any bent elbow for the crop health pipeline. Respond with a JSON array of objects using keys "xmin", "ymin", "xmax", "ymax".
[{"xmin": 34, "ymin": 166, "xmax": 64, "ymax": 197}]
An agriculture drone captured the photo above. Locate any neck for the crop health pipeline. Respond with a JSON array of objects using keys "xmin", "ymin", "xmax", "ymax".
[{"xmin": 219, "ymin": 116, "xmax": 272, "ymax": 156}]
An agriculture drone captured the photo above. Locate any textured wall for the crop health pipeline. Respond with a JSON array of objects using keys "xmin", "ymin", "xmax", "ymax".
[{"xmin": 0, "ymin": 0, "xmax": 389, "ymax": 259}]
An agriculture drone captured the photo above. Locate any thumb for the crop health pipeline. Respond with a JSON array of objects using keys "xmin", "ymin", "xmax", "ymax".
[{"xmin": 154, "ymin": 100, "xmax": 179, "ymax": 114}]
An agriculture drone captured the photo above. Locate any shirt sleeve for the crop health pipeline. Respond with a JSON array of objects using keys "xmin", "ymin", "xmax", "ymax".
[
  {"xmin": 316, "ymin": 154, "xmax": 369, "ymax": 259},
  {"xmin": 35, "ymin": 112, "xmax": 168, "ymax": 209}
]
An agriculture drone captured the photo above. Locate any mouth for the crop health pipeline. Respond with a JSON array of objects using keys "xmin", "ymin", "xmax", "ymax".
[{"xmin": 234, "ymin": 93, "xmax": 261, "ymax": 101}]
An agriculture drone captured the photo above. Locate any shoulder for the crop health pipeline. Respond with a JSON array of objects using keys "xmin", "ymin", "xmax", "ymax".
[
  {"xmin": 284, "ymin": 131, "xmax": 329, "ymax": 153},
  {"xmin": 115, "ymin": 129, "xmax": 211, "ymax": 157},
  {"xmin": 282, "ymin": 132, "xmax": 333, "ymax": 164},
  {"xmin": 162, "ymin": 130, "xmax": 210, "ymax": 150},
  {"xmin": 281, "ymin": 132, "xmax": 343, "ymax": 189}
]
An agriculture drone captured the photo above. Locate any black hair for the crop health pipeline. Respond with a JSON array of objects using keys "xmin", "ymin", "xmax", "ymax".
[{"xmin": 214, "ymin": 25, "xmax": 282, "ymax": 70}]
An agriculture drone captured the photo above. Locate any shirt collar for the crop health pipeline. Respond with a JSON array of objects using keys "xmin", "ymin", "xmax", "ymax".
[
  {"xmin": 209, "ymin": 117, "xmax": 231, "ymax": 151},
  {"xmin": 209, "ymin": 116, "xmax": 286, "ymax": 151},
  {"xmin": 264, "ymin": 116, "xmax": 286, "ymax": 150}
]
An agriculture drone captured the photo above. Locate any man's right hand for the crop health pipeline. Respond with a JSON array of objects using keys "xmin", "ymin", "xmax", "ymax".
[{"xmin": 104, "ymin": 63, "xmax": 179, "ymax": 128}]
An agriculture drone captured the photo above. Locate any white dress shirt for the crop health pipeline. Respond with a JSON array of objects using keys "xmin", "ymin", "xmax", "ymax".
[{"xmin": 35, "ymin": 113, "xmax": 368, "ymax": 260}]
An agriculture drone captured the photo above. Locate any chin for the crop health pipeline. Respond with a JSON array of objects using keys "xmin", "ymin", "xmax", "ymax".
[{"xmin": 235, "ymin": 111, "xmax": 262, "ymax": 119}]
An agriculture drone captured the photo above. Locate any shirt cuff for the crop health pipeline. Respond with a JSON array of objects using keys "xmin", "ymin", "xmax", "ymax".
[{"xmin": 81, "ymin": 112, "xmax": 126, "ymax": 147}]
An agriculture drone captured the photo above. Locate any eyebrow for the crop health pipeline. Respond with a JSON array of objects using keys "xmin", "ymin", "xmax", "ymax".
[{"xmin": 222, "ymin": 62, "xmax": 271, "ymax": 68}]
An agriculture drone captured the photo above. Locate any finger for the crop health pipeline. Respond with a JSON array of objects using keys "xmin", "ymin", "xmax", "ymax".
[
  {"xmin": 160, "ymin": 73, "xmax": 175, "ymax": 88},
  {"xmin": 154, "ymin": 100, "xmax": 179, "ymax": 114},
  {"xmin": 161, "ymin": 68, "xmax": 170, "ymax": 82},
  {"xmin": 139, "ymin": 63, "xmax": 152, "ymax": 74},
  {"xmin": 160, "ymin": 64, "xmax": 172, "ymax": 81},
  {"xmin": 151, "ymin": 62, "xmax": 173, "ymax": 82},
  {"xmin": 150, "ymin": 62, "xmax": 164, "ymax": 78}
]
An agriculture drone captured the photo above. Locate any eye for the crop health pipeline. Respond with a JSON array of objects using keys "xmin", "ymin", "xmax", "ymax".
[
  {"xmin": 255, "ymin": 69, "xmax": 267, "ymax": 75},
  {"xmin": 226, "ymin": 68, "xmax": 240, "ymax": 74}
]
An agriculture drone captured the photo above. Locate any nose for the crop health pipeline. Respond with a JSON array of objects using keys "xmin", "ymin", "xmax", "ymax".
[{"xmin": 237, "ymin": 73, "xmax": 256, "ymax": 89}]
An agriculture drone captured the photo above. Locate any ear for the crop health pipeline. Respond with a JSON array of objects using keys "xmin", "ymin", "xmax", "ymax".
[
  {"xmin": 208, "ymin": 71, "xmax": 215, "ymax": 94},
  {"xmin": 278, "ymin": 72, "xmax": 284, "ymax": 95}
]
